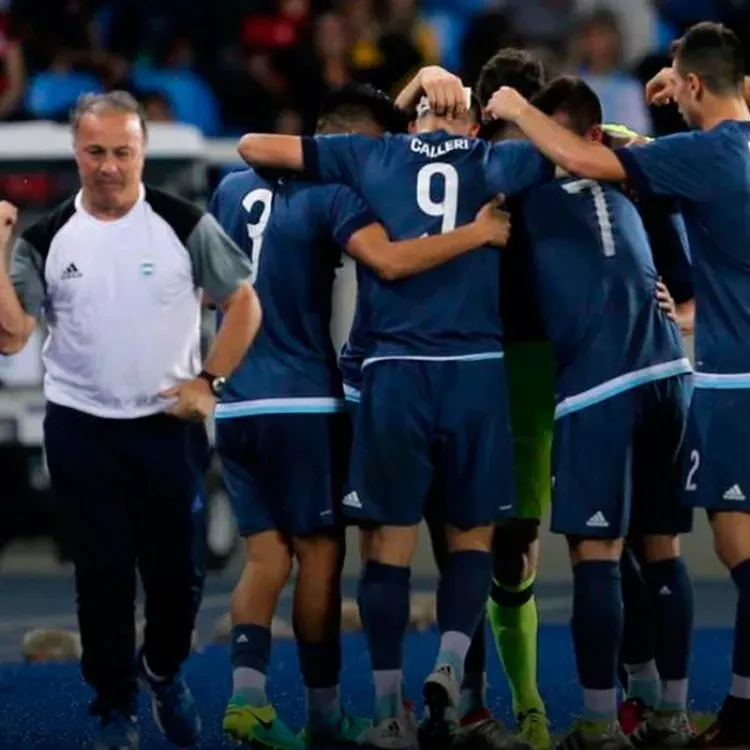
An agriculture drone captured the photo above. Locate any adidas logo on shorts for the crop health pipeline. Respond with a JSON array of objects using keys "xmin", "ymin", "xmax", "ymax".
[
  {"xmin": 585, "ymin": 511, "xmax": 609, "ymax": 528},
  {"xmin": 722, "ymin": 484, "xmax": 746, "ymax": 501},
  {"xmin": 342, "ymin": 491, "xmax": 362, "ymax": 509}
]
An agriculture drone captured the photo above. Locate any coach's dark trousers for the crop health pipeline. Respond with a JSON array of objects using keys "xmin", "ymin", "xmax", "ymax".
[{"xmin": 43, "ymin": 402, "xmax": 209, "ymax": 716}]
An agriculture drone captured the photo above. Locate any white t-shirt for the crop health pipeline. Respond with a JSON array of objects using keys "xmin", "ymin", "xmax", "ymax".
[{"xmin": 10, "ymin": 185, "xmax": 251, "ymax": 418}]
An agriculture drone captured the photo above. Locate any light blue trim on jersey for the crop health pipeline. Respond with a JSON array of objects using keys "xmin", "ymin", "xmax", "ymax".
[
  {"xmin": 554, "ymin": 357, "xmax": 692, "ymax": 420},
  {"xmin": 362, "ymin": 351, "xmax": 504, "ymax": 369},
  {"xmin": 343, "ymin": 384, "xmax": 361, "ymax": 403},
  {"xmin": 694, "ymin": 371, "xmax": 750, "ymax": 389},
  {"xmin": 215, "ymin": 397, "xmax": 345, "ymax": 418}
]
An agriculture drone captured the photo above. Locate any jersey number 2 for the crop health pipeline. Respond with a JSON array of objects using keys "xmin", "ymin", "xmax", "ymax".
[
  {"xmin": 561, "ymin": 179, "xmax": 616, "ymax": 257},
  {"xmin": 416, "ymin": 163, "xmax": 459, "ymax": 233},
  {"xmin": 242, "ymin": 187, "xmax": 274, "ymax": 284}
]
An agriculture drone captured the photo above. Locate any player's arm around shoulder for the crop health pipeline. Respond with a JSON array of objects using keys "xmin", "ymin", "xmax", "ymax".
[
  {"xmin": 237, "ymin": 133, "xmax": 304, "ymax": 172},
  {"xmin": 0, "ymin": 201, "xmax": 38, "ymax": 355},
  {"xmin": 346, "ymin": 199, "xmax": 511, "ymax": 280}
]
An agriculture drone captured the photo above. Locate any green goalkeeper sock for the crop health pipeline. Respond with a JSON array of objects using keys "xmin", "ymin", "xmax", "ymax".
[{"xmin": 487, "ymin": 574, "xmax": 545, "ymax": 716}]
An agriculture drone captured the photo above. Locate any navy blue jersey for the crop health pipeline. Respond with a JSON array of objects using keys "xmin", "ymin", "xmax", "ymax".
[
  {"xmin": 522, "ymin": 177, "xmax": 689, "ymax": 412},
  {"xmin": 617, "ymin": 122, "xmax": 750, "ymax": 380},
  {"xmin": 339, "ymin": 262, "xmax": 369, "ymax": 392},
  {"xmin": 209, "ymin": 168, "xmax": 374, "ymax": 413},
  {"xmin": 302, "ymin": 131, "xmax": 553, "ymax": 360},
  {"xmin": 636, "ymin": 196, "xmax": 693, "ymax": 304}
]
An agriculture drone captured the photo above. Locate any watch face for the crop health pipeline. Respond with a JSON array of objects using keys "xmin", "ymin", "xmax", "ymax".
[{"xmin": 212, "ymin": 377, "xmax": 227, "ymax": 394}]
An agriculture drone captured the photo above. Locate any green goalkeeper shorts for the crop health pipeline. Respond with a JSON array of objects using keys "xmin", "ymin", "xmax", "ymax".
[{"xmin": 504, "ymin": 340, "xmax": 556, "ymax": 521}]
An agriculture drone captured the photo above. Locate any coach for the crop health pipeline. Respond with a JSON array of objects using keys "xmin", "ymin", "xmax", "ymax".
[{"xmin": 0, "ymin": 92, "xmax": 260, "ymax": 750}]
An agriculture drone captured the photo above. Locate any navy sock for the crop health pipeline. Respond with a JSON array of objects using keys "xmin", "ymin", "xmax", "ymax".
[
  {"xmin": 435, "ymin": 550, "xmax": 492, "ymax": 685},
  {"xmin": 462, "ymin": 615, "xmax": 487, "ymax": 694},
  {"xmin": 572, "ymin": 560, "xmax": 622, "ymax": 721},
  {"xmin": 357, "ymin": 561, "xmax": 410, "ymax": 719},
  {"xmin": 230, "ymin": 624, "xmax": 271, "ymax": 703},
  {"xmin": 641, "ymin": 557, "xmax": 692, "ymax": 710},
  {"xmin": 730, "ymin": 559, "xmax": 750, "ymax": 700},
  {"xmin": 620, "ymin": 549, "xmax": 655, "ymax": 667},
  {"xmin": 297, "ymin": 640, "xmax": 343, "ymax": 726}
]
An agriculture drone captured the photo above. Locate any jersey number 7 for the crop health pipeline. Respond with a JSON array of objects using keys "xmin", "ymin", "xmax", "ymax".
[
  {"xmin": 242, "ymin": 187, "xmax": 274, "ymax": 284},
  {"xmin": 562, "ymin": 179, "xmax": 616, "ymax": 257}
]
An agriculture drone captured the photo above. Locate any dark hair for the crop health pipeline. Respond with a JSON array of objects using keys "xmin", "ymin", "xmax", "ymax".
[
  {"xmin": 71, "ymin": 91, "xmax": 148, "ymax": 138},
  {"xmin": 476, "ymin": 48, "xmax": 547, "ymax": 108},
  {"xmin": 316, "ymin": 83, "xmax": 408, "ymax": 134},
  {"xmin": 532, "ymin": 75, "xmax": 602, "ymax": 136},
  {"xmin": 671, "ymin": 21, "xmax": 745, "ymax": 96}
]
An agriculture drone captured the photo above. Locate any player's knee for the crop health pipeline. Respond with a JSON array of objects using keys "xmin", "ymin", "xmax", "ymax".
[
  {"xmin": 444, "ymin": 523, "xmax": 493, "ymax": 553},
  {"xmin": 293, "ymin": 530, "xmax": 345, "ymax": 577},
  {"xmin": 568, "ymin": 535, "xmax": 623, "ymax": 564},
  {"xmin": 243, "ymin": 530, "xmax": 294, "ymax": 589},
  {"xmin": 639, "ymin": 533, "xmax": 680, "ymax": 563},
  {"xmin": 709, "ymin": 510, "xmax": 750, "ymax": 568},
  {"xmin": 367, "ymin": 524, "xmax": 419, "ymax": 566},
  {"xmin": 492, "ymin": 519, "xmax": 540, "ymax": 586}
]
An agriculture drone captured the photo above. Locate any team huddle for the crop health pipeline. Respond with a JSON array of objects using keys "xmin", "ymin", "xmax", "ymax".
[{"xmin": 210, "ymin": 20, "xmax": 750, "ymax": 750}]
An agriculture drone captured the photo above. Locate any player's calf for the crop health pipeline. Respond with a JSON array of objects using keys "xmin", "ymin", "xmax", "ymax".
[
  {"xmin": 568, "ymin": 538, "xmax": 625, "ymax": 733},
  {"xmin": 420, "ymin": 525, "xmax": 494, "ymax": 750},
  {"xmin": 293, "ymin": 532, "xmax": 371, "ymax": 745},
  {"xmin": 692, "ymin": 511, "xmax": 750, "ymax": 747},
  {"xmin": 223, "ymin": 531, "xmax": 301, "ymax": 748}
]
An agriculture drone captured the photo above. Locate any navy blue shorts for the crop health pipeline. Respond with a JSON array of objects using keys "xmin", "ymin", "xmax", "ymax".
[
  {"xmin": 345, "ymin": 357, "xmax": 516, "ymax": 529},
  {"xmin": 551, "ymin": 374, "xmax": 693, "ymax": 538},
  {"xmin": 215, "ymin": 413, "xmax": 351, "ymax": 538},
  {"xmin": 682, "ymin": 386, "xmax": 750, "ymax": 511}
]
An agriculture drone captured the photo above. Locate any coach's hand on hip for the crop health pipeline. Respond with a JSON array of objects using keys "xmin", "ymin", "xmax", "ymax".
[{"xmin": 161, "ymin": 378, "xmax": 216, "ymax": 421}]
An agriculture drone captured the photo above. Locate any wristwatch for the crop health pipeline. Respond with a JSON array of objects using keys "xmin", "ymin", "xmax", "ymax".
[{"xmin": 197, "ymin": 369, "xmax": 227, "ymax": 397}]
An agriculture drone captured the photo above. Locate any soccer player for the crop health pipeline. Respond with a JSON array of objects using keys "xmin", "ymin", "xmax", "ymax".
[
  {"xmin": 210, "ymin": 83, "xmax": 512, "ymax": 750},
  {"xmin": 482, "ymin": 75, "xmax": 695, "ymax": 749},
  {"xmin": 486, "ymin": 22, "xmax": 750, "ymax": 745},
  {"xmin": 238, "ymin": 98, "xmax": 554, "ymax": 750}
]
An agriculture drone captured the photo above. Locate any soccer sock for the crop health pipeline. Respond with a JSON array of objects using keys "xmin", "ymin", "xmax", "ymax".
[
  {"xmin": 435, "ymin": 551, "xmax": 493, "ymax": 688},
  {"xmin": 487, "ymin": 573, "xmax": 544, "ymax": 715},
  {"xmin": 230, "ymin": 624, "xmax": 271, "ymax": 705},
  {"xmin": 642, "ymin": 557, "xmax": 693, "ymax": 711},
  {"xmin": 459, "ymin": 617, "xmax": 487, "ymax": 713},
  {"xmin": 620, "ymin": 548, "xmax": 657, "ymax": 701},
  {"xmin": 297, "ymin": 640, "xmax": 343, "ymax": 727},
  {"xmin": 572, "ymin": 561, "xmax": 622, "ymax": 723},
  {"xmin": 357, "ymin": 561, "xmax": 410, "ymax": 721},
  {"xmin": 730, "ymin": 559, "xmax": 750, "ymax": 703}
]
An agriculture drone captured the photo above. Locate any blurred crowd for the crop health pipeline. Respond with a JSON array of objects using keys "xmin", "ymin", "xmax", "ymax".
[{"xmin": 0, "ymin": 0, "xmax": 747, "ymax": 139}]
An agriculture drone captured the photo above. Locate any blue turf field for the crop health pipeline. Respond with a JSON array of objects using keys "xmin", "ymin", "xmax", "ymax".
[{"xmin": 0, "ymin": 624, "xmax": 732, "ymax": 750}]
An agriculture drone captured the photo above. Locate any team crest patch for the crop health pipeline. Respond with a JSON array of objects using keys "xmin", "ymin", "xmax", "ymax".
[{"xmin": 140, "ymin": 261, "xmax": 155, "ymax": 276}]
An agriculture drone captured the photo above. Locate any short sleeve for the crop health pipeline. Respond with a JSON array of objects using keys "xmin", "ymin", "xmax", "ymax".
[
  {"xmin": 483, "ymin": 140, "xmax": 554, "ymax": 198},
  {"xmin": 301, "ymin": 134, "xmax": 380, "ymax": 187},
  {"xmin": 615, "ymin": 131, "xmax": 718, "ymax": 202},
  {"xmin": 327, "ymin": 186, "xmax": 377, "ymax": 248},
  {"xmin": 10, "ymin": 237, "xmax": 45, "ymax": 317},
  {"xmin": 185, "ymin": 213, "xmax": 252, "ymax": 304}
]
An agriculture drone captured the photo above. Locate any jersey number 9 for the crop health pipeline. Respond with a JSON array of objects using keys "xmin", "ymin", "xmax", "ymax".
[
  {"xmin": 242, "ymin": 187, "xmax": 274, "ymax": 284},
  {"xmin": 416, "ymin": 163, "xmax": 459, "ymax": 234}
]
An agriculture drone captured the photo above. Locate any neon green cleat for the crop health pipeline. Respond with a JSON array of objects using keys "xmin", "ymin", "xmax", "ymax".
[
  {"xmin": 298, "ymin": 713, "xmax": 372, "ymax": 746},
  {"xmin": 518, "ymin": 708, "xmax": 551, "ymax": 750},
  {"xmin": 223, "ymin": 696, "xmax": 305, "ymax": 749}
]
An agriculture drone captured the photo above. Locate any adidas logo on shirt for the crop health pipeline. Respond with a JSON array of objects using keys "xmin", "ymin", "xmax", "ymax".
[
  {"xmin": 61, "ymin": 262, "xmax": 82, "ymax": 280},
  {"xmin": 585, "ymin": 511, "xmax": 609, "ymax": 528},
  {"xmin": 723, "ymin": 484, "xmax": 746, "ymax": 502}
]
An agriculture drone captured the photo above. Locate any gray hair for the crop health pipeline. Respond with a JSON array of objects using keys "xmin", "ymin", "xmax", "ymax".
[{"xmin": 70, "ymin": 91, "xmax": 148, "ymax": 139}]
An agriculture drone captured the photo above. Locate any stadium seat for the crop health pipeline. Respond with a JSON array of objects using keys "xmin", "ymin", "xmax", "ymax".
[
  {"xmin": 25, "ymin": 72, "xmax": 104, "ymax": 120},
  {"xmin": 424, "ymin": 10, "xmax": 468, "ymax": 74},
  {"xmin": 130, "ymin": 66, "xmax": 222, "ymax": 136}
]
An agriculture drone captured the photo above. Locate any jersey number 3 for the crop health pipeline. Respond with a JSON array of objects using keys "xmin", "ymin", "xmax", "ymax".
[
  {"xmin": 416, "ymin": 163, "xmax": 459, "ymax": 233},
  {"xmin": 562, "ymin": 179, "xmax": 616, "ymax": 257},
  {"xmin": 242, "ymin": 187, "xmax": 274, "ymax": 284}
]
